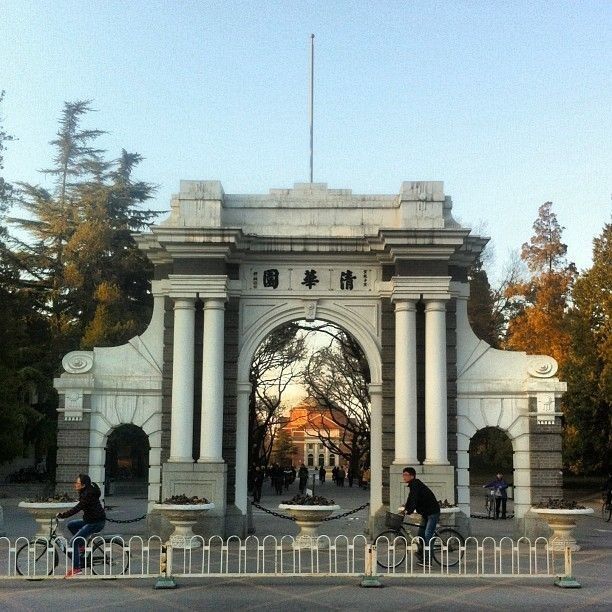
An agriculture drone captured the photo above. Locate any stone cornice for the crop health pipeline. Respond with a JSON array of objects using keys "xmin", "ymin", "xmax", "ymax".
[
  {"xmin": 166, "ymin": 274, "xmax": 229, "ymax": 299},
  {"xmin": 391, "ymin": 276, "xmax": 452, "ymax": 301}
]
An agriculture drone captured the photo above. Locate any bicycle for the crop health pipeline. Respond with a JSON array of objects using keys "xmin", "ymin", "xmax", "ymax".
[
  {"xmin": 375, "ymin": 511, "xmax": 465, "ymax": 569},
  {"xmin": 485, "ymin": 488, "xmax": 496, "ymax": 519},
  {"xmin": 602, "ymin": 493, "xmax": 612, "ymax": 522},
  {"xmin": 15, "ymin": 518, "xmax": 129, "ymax": 577}
]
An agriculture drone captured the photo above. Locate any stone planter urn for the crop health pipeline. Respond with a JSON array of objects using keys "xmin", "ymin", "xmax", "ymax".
[
  {"xmin": 18, "ymin": 501, "xmax": 75, "ymax": 540},
  {"xmin": 530, "ymin": 507, "xmax": 594, "ymax": 551},
  {"xmin": 152, "ymin": 503, "xmax": 214, "ymax": 549},
  {"xmin": 278, "ymin": 503, "xmax": 340, "ymax": 548}
]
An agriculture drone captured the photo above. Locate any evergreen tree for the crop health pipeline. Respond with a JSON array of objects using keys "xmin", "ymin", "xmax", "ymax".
[
  {"xmin": 503, "ymin": 202, "xmax": 576, "ymax": 366},
  {"xmin": 0, "ymin": 92, "xmax": 52, "ymax": 465},
  {"xmin": 3, "ymin": 100, "xmax": 158, "ymax": 467},
  {"xmin": 562, "ymin": 224, "xmax": 612, "ymax": 473},
  {"xmin": 467, "ymin": 254, "xmax": 504, "ymax": 347},
  {"xmin": 11, "ymin": 101, "xmax": 158, "ymax": 353}
]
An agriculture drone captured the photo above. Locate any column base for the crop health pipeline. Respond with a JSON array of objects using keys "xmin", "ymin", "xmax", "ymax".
[
  {"xmin": 158, "ymin": 461, "xmax": 227, "ymax": 538},
  {"xmin": 389, "ymin": 464, "xmax": 456, "ymax": 513}
]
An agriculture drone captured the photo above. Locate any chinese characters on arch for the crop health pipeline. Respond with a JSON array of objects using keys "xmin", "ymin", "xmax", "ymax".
[{"xmin": 247, "ymin": 266, "xmax": 378, "ymax": 293}]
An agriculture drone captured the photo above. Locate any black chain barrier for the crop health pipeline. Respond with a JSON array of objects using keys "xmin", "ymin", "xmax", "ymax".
[
  {"xmin": 251, "ymin": 502, "xmax": 296, "ymax": 521},
  {"xmin": 103, "ymin": 502, "xmax": 372, "ymax": 525},
  {"xmin": 321, "ymin": 502, "xmax": 370, "ymax": 521},
  {"xmin": 105, "ymin": 513, "xmax": 148, "ymax": 524},
  {"xmin": 251, "ymin": 501, "xmax": 370, "ymax": 522}
]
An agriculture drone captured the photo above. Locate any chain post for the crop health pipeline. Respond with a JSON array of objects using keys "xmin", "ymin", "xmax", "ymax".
[
  {"xmin": 554, "ymin": 545, "xmax": 581, "ymax": 588},
  {"xmin": 360, "ymin": 542, "xmax": 383, "ymax": 588},
  {"xmin": 154, "ymin": 543, "xmax": 177, "ymax": 589}
]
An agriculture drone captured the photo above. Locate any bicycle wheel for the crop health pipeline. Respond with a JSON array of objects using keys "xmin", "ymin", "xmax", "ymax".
[
  {"xmin": 15, "ymin": 539, "xmax": 58, "ymax": 577},
  {"xmin": 485, "ymin": 496, "xmax": 493, "ymax": 519},
  {"xmin": 91, "ymin": 540, "xmax": 128, "ymax": 576},
  {"xmin": 374, "ymin": 530, "xmax": 408, "ymax": 569},
  {"xmin": 431, "ymin": 528, "xmax": 465, "ymax": 567}
]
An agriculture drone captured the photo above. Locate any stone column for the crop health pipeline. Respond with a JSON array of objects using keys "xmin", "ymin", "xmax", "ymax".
[
  {"xmin": 199, "ymin": 298, "xmax": 225, "ymax": 462},
  {"xmin": 369, "ymin": 383, "xmax": 383, "ymax": 512},
  {"xmin": 169, "ymin": 298, "xmax": 195, "ymax": 462},
  {"xmin": 234, "ymin": 382, "xmax": 251, "ymax": 514},
  {"xmin": 394, "ymin": 300, "xmax": 418, "ymax": 464},
  {"xmin": 424, "ymin": 300, "xmax": 448, "ymax": 465}
]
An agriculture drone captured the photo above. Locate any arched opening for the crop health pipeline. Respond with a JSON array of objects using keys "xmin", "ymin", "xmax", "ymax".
[
  {"xmin": 245, "ymin": 318, "xmax": 372, "ymax": 525},
  {"xmin": 105, "ymin": 424, "xmax": 150, "ymax": 496},
  {"xmin": 469, "ymin": 426, "xmax": 514, "ymax": 518}
]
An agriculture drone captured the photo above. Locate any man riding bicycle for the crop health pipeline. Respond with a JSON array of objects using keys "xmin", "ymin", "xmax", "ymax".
[
  {"xmin": 56, "ymin": 473, "xmax": 106, "ymax": 578},
  {"xmin": 402, "ymin": 467, "xmax": 440, "ymax": 566}
]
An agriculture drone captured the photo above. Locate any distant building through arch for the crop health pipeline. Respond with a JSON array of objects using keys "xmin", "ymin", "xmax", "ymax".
[{"xmin": 275, "ymin": 397, "xmax": 349, "ymax": 469}]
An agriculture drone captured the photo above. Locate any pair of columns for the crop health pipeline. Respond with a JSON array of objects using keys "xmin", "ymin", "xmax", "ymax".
[
  {"xmin": 394, "ymin": 299, "xmax": 448, "ymax": 466},
  {"xmin": 169, "ymin": 297, "xmax": 225, "ymax": 463}
]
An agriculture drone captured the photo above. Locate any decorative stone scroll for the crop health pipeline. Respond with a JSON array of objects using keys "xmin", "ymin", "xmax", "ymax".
[
  {"xmin": 62, "ymin": 351, "xmax": 94, "ymax": 374},
  {"xmin": 527, "ymin": 356, "xmax": 558, "ymax": 378}
]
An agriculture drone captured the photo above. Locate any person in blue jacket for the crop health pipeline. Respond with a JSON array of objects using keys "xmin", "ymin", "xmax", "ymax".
[{"xmin": 483, "ymin": 473, "xmax": 509, "ymax": 519}]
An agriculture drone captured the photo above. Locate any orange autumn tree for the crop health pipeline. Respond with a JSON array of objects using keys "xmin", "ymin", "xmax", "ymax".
[{"xmin": 503, "ymin": 202, "xmax": 576, "ymax": 366}]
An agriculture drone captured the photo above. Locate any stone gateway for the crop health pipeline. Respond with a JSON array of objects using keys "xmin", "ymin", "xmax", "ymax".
[{"xmin": 54, "ymin": 181, "xmax": 565, "ymax": 536}]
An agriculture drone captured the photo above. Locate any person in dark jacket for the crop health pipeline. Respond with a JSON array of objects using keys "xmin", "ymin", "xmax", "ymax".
[
  {"xmin": 402, "ymin": 467, "xmax": 440, "ymax": 565},
  {"xmin": 298, "ymin": 463, "xmax": 309, "ymax": 494},
  {"xmin": 57, "ymin": 473, "xmax": 106, "ymax": 577}
]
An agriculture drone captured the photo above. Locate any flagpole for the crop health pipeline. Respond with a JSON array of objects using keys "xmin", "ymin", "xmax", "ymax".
[{"xmin": 309, "ymin": 33, "xmax": 314, "ymax": 184}]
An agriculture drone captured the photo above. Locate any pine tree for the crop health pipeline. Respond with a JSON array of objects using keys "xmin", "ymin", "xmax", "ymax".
[
  {"xmin": 11, "ymin": 102, "xmax": 158, "ymax": 352},
  {"xmin": 503, "ymin": 202, "xmax": 576, "ymax": 366},
  {"xmin": 11, "ymin": 101, "xmax": 105, "ymax": 354}
]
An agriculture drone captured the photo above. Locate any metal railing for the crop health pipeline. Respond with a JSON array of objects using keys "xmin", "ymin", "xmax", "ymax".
[{"xmin": 0, "ymin": 534, "xmax": 572, "ymax": 582}]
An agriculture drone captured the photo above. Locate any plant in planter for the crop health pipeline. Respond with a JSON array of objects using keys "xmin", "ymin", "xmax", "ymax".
[
  {"xmin": 19, "ymin": 493, "xmax": 77, "ymax": 540},
  {"xmin": 153, "ymin": 495, "xmax": 214, "ymax": 549},
  {"xmin": 530, "ymin": 498, "xmax": 594, "ymax": 551},
  {"xmin": 278, "ymin": 494, "xmax": 340, "ymax": 548}
]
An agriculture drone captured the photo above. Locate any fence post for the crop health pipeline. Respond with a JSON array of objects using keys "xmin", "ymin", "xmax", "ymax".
[
  {"xmin": 154, "ymin": 543, "xmax": 177, "ymax": 589},
  {"xmin": 360, "ymin": 542, "xmax": 383, "ymax": 588},
  {"xmin": 554, "ymin": 546, "xmax": 581, "ymax": 588}
]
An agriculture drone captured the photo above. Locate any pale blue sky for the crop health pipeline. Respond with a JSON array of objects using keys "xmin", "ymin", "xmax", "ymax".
[{"xmin": 1, "ymin": 0, "xmax": 610, "ymax": 278}]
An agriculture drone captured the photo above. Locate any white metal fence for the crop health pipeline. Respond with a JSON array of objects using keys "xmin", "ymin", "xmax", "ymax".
[{"xmin": 0, "ymin": 534, "xmax": 571, "ymax": 581}]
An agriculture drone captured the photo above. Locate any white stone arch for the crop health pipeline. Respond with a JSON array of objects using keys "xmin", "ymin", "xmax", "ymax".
[
  {"xmin": 237, "ymin": 299, "xmax": 382, "ymax": 384},
  {"xmin": 87, "ymin": 397, "xmax": 163, "ymax": 509},
  {"xmin": 456, "ymin": 396, "xmax": 531, "ymax": 518},
  {"xmin": 234, "ymin": 297, "xmax": 383, "ymax": 517}
]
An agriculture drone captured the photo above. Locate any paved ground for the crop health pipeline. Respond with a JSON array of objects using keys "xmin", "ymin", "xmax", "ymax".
[{"xmin": 1, "ymin": 482, "xmax": 611, "ymax": 610}]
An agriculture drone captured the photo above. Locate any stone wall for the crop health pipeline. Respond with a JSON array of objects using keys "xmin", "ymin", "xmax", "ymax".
[
  {"xmin": 529, "ymin": 397, "xmax": 563, "ymax": 501},
  {"xmin": 55, "ymin": 402, "xmax": 92, "ymax": 492}
]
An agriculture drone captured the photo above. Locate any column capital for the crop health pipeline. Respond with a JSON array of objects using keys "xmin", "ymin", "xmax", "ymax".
[
  {"xmin": 424, "ymin": 300, "xmax": 447, "ymax": 313},
  {"xmin": 203, "ymin": 297, "xmax": 226, "ymax": 310},
  {"xmin": 394, "ymin": 299, "xmax": 417, "ymax": 312},
  {"xmin": 172, "ymin": 296, "xmax": 196, "ymax": 310}
]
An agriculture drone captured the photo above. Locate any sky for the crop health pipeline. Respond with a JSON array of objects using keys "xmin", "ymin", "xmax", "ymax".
[{"xmin": 1, "ymin": 0, "xmax": 610, "ymax": 280}]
